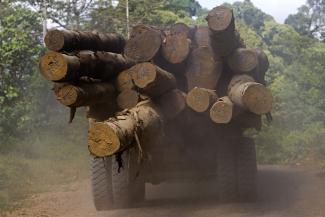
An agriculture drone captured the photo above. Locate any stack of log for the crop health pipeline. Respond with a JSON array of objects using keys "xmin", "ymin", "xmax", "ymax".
[{"xmin": 39, "ymin": 5, "xmax": 272, "ymax": 158}]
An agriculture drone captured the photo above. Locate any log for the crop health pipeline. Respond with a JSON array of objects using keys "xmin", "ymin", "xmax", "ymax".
[
  {"xmin": 227, "ymin": 48, "xmax": 259, "ymax": 74},
  {"xmin": 193, "ymin": 26, "xmax": 210, "ymax": 47},
  {"xmin": 186, "ymin": 46, "xmax": 222, "ymax": 90},
  {"xmin": 170, "ymin": 23, "xmax": 191, "ymax": 36},
  {"xmin": 87, "ymin": 102, "xmax": 117, "ymax": 121},
  {"xmin": 206, "ymin": 6, "xmax": 235, "ymax": 34},
  {"xmin": 44, "ymin": 29, "xmax": 125, "ymax": 53},
  {"xmin": 210, "ymin": 96, "xmax": 233, "ymax": 124},
  {"xmin": 228, "ymin": 75, "xmax": 273, "ymax": 115},
  {"xmin": 124, "ymin": 25, "xmax": 162, "ymax": 62},
  {"xmin": 157, "ymin": 89, "xmax": 187, "ymax": 120},
  {"xmin": 186, "ymin": 87, "xmax": 218, "ymax": 113},
  {"xmin": 253, "ymin": 49, "xmax": 269, "ymax": 85},
  {"xmin": 210, "ymin": 30, "xmax": 243, "ymax": 57},
  {"xmin": 115, "ymin": 69, "xmax": 135, "ymax": 92},
  {"xmin": 39, "ymin": 51, "xmax": 133, "ymax": 82},
  {"xmin": 162, "ymin": 33, "xmax": 191, "ymax": 64},
  {"xmin": 130, "ymin": 62, "xmax": 177, "ymax": 97},
  {"xmin": 117, "ymin": 89, "xmax": 141, "ymax": 110},
  {"xmin": 53, "ymin": 82, "xmax": 115, "ymax": 107},
  {"xmin": 88, "ymin": 101, "xmax": 163, "ymax": 157}
]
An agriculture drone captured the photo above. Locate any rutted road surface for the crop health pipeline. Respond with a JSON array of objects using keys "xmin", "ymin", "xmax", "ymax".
[{"xmin": 6, "ymin": 165, "xmax": 325, "ymax": 217}]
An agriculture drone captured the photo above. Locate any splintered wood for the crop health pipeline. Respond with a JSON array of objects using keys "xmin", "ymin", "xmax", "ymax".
[{"xmin": 39, "ymin": 4, "xmax": 273, "ymax": 157}]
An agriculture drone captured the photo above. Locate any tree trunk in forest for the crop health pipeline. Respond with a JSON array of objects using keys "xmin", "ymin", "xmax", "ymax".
[{"xmin": 44, "ymin": 29, "xmax": 125, "ymax": 53}]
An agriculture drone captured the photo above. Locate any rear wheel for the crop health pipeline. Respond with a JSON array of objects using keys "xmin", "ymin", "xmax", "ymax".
[
  {"xmin": 236, "ymin": 138, "xmax": 257, "ymax": 202},
  {"xmin": 90, "ymin": 148, "xmax": 145, "ymax": 210}
]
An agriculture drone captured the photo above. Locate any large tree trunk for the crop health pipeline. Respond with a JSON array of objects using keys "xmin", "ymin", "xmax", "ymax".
[
  {"xmin": 210, "ymin": 96, "xmax": 233, "ymax": 124},
  {"xmin": 124, "ymin": 25, "xmax": 162, "ymax": 62},
  {"xmin": 228, "ymin": 75, "xmax": 273, "ymax": 115},
  {"xmin": 44, "ymin": 29, "xmax": 125, "ymax": 53},
  {"xmin": 186, "ymin": 46, "xmax": 223, "ymax": 90},
  {"xmin": 130, "ymin": 62, "xmax": 177, "ymax": 97},
  {"xmin": 88, "ymin": 101, "xmax": 163, "ymax": 157},
  {"xmin": 186, "ymin": 87, "xmax": 218, "ymax": 113},
  {"xmin": 39, "ymin": 51, "xmax": 133, "ymax": 82},
  {"xmin": 53, "ymin": 82, "xmax": 115, "ymax": 107}
]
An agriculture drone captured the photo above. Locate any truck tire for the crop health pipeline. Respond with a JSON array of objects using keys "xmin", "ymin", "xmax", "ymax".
[
  {"xmin": 236, "ymin": 138, "xmax": 257, "ymax": 202},
  {"xmin": 90, "ymin": 148, "xmax": 145, "ymax": 210},
  {"xmin": 217, "ymin": 139, "xmax": 237, "ymax": 202},
  {"xmin": 111, "ymin": 148, "xmax": 145, "ymax": 208},
  {"xmin": 91, "ymin": 156, "xmax": 113, "ymax": 210}
]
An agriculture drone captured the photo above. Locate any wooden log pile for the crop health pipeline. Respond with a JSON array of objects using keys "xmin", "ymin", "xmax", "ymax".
[{"xmin": 39, "ymin": 5, "xmax": 272, "ymax": 158}]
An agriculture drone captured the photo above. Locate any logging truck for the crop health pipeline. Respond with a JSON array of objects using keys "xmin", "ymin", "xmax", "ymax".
[{"xmin": 39, "ymin": 5, "xmax": 272, "ymax": 210}]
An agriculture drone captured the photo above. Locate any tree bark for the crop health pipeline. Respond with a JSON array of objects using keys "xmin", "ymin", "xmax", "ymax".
[
  {"xmin": 53, "ymin": 82, "xmax": 115, "ymax": 107},
  {"xmin": 210, "ymin": 96, "xmax": 233, "ymax": 124},
  {"xmin": 162, "ymin": 33, "xmax": 191, "ymax": 64},
  {"xmin": 130, "ymin": 62, "xmax": 177, "ymax": 97},
  {"xmin": 44, "ymin": 29, "xmax": 125, "ymax": 53},
  {"xmin": 186, "ymin": 46, "xmax": 223, "ymax": 90},
  {"xmin": 228, "ymin": 75, "xmax": 273, "ymax": 115},
  {"xmin": 186, "ymin": 87, "xmax": 218, "ymax": 113},
  {"xmin": 88, "ymin": 101, "xmax": 163, "ymax": 157},
  {"xmin": 124, "ymin": 25, "xmax": 162, "ymax": 62},
  {"xmin": 39, "ymin": 51, "xmax": 133, "ymax": 82}
]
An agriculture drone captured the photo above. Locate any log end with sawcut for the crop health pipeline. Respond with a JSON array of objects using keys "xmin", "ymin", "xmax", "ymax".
[
  {"xmin": 130, "ymin": 62, "xmax": 157, "ymax": 88},
  {"xmin": 116, "ymin": 69, "xmax": 135, "ymax": 92},
  {"xmin": 170, "ymin": 23, "xmax": 191, "ymax": 36},
  {"xmin": 210, "ymin": 96, "xmax": 233, "ymax": 124},
  {"xmin": 53, "ymin": 84, "xmax": 79, "ymax": 107},
  {"xmin": 117, "ymin": 89, "xmax": 140, "ymax": 109},
  {"xmin": 44, "ymin": 29, "xmax": 67, "ymax": 51},
  {"xmin": 88, "ymin": 121, "xmax": 121, "ymax": 157},
  {"xmin": 124, "ymin": 25, "xmax": 162, "ymax": 62},
  {"xmin": 227, "ymin": 48, "xmax": 259, "ymax": 73},
  {"xmin": 39, "ymin": 51, "xmax": 79, "ymax": 81},
  {"xmin": 162, "ymin": 33, "xmax": 191, "ymax": 64},
  {"xmin": 186, "ymin": 87, "xmax": 218, "ymax": 113},
  {"xmin": 206, "ymin": 6, "xmax": 234, "ymax": 33},
  {"xmin": 241, "ymin": 82, "xmax": 273, "ymax": 115}
]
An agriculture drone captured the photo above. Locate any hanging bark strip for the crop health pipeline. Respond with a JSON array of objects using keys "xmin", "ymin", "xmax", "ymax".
[
  {"xmin": 44, "ymin": 29, "xmax": 126, "ymax": 53},
  {"xmin": 88, "ymin": 101, "xmax": 163, "ymax": 157}
]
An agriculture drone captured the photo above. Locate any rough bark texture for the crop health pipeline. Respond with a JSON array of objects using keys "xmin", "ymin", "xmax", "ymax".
[
  {"xmin": 53, "ymin": 82, "xmax": 115, "ymax": 107},
  {"xmin": 186, "ymin": 87, "xmax": 218, "ymax": 113},
  {"xmin": 186, "ymin": 46, "xmax": 222, "ymax": 90},
  {"xmin": 228, "ymin": 75, "xmax": 273, "ymax": 115},
  {"xmin": 124, "ymin": 25, "xmax": 162, "ymax": 62},
  {"xmin": 44, "ymin": 29, "xmax": 125, "ymax": 53},
  {"xmin": 88, "ymin": 101, "xmax": 163, "ymax": 157},
  {"xmin": 162, "ymin": 33, "xmax": 191, "ymax": 64},
  {"xmin": 130, "ymin": 62, "xmax": 177, "ymax": 97},
  {"xmin": 210, "ymin": 96, "xmax": 233, "ymax": 124},
  {"xmin": 39, "ymin": 51, "xmax": 134, "ymax": 82}
]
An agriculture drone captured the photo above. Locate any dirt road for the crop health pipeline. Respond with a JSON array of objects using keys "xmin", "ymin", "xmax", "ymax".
[{"xmin": 5, "ymin": 165, "xmax": 325, "ymax": 217}]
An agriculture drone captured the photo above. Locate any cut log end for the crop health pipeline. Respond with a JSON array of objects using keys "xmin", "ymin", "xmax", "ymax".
[
  {"xmin": 124, "ymin": 25, "xmax": 162, "ymax": 62},
  {"xmin": 210, "ymin": 97, "xmax": 233, "ymax": 124},
  {"xmin": 117, "ymin": 89, "xmax": 140, "ymax": 110},
  {"xmin": 186, "ymin": 87, "xmax": 218, "ymax": 113},
  {"xmin": 54, "ymin": 84, "xmax": 78, "ymax": 107},
  {"xmin": 116, "ymin": 70, "xmax": 134, "ymax": 92},
  {"xmin": 227, "ymin": 48, "xmax": 259, "ymax": 73},
  {"xmin": 162, "ymin": 34, "xmax": 190, "ymax": 64},
  {"xmin": 207, "ymin": 6, "xmax": 234, "ymax": 32},
  {"xmin": 39, "ymin": 52, "xmax": 70, "ymax": 81},
  {"xmin": 242, "ymin": 83, "xmax": 273, "ymax": 115},
  {"xmin": 130, "ymin": 62, "xmax": 157, "ymax": 88},
  {"xmin": 44, "ymin": 29, "xmax": 65, "ymax": 51},
  {"xmin": 88, "ymin": 122, "xmax": 120, "ymax": 157}
]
